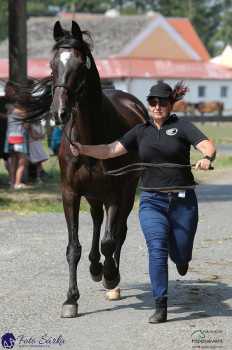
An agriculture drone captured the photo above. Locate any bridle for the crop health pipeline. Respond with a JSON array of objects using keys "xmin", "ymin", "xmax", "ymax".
[
  {"xmin": 51, "ymin": 49, "xmax": 91, "ymax": 98},
  {"xmin": 52, "ymin": 77, "xmax": 86, "ymax": 100},
  {"xmin": 50, "ymin": 52, "xmax": 90, "ymax": 146}
]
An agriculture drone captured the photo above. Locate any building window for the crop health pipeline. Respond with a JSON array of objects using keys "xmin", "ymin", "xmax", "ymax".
[
  {"xmin": 198, "ymin": 86, "xmax": 206, "ymax": 97},
  {"xmin": 221, "ymin": 86, "xmax": 228, "ymax": 98}
]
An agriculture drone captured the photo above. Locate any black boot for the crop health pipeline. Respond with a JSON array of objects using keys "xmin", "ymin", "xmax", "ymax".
[{"xmin": 148, "ymin": 297, "xmax": 167, "ymax": 323}]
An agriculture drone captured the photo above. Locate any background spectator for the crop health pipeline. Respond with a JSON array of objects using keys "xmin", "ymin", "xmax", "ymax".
[
  {"xmin": 51, "ymin": 126, "xmax": 62, "ymax": 155},
  {"xmin": 0, "ymin": 97, "xmax": 9, "ymax": 182},
  {"xmin": 4, "ymin": 104, "xmax": 29, "ymax": 189},
  {"xmin": 28, "ymin": 121, "xmax": 48, "ymax": 183}
]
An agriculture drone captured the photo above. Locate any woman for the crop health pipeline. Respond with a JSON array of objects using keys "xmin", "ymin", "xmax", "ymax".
[
  {"xmin": 5, "ymin": 104, "xmax": 29, "ymax": 189},
  {"xmin": 0, "ymin": 98, "xmax": 9, "ymax": 180},
  {"xmin": 70, "ymin": 81, "xmax": 216, "ymax": 324},
  {"xmin": 28, "ymin": 121, "xmax": 48, "ymax": 183}
]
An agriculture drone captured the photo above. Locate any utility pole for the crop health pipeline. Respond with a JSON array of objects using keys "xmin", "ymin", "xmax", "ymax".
[{"xmin": 8, "ymin": 0, "xmax": 27, "ymax": 84}]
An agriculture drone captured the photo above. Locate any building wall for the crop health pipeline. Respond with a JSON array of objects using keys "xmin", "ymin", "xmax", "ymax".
[
  {"xmin": 113, "ymin": 78, "xmax": 232, "ymax": 115},
  {"xmin": 127, "ymin": 27, "xmax": 193, "ymax": 60}
]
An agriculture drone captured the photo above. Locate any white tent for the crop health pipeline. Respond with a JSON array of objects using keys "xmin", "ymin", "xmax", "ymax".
[{"xmin": 211, "ymin": 44, "xmax": 232, "ymax": 69}]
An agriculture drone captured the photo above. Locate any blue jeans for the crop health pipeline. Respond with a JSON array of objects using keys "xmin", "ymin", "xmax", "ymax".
[{"xmin": 139, "ymin": 190, "xmax": 198, "ymax": 299}]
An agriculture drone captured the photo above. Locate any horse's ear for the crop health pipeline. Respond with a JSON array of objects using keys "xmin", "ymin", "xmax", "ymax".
[
  {"xmin": 53, "ymin": 21, "xmax": 65, "ymax": 42},
  {"xmin": 71, "ymin": 21, "xmax": 82, "ymax": 41}
]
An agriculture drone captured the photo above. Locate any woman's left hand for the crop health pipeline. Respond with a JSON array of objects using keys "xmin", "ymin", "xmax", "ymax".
[{"xmin": 195, "ymin": 158, "xmax": 211, "ymax": 170}]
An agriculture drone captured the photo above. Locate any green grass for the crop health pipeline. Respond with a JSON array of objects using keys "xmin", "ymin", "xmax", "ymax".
[
  {"xmin": 0, "ymin": 186, "xmax": 90, "ymax": 214},
  {"xmin": 0, "ymin": 155, "xmax": 90, "ymax": 213},
  {"xmin": 194, "ymin": 122, "xmax": 232, "ymax": 144},
  {"xmin": 0, "ymin": 197, "xmax": 63, "ymax": 214},
  {"xmin": 0, "ymin": 122, "xmax": 231, "ymax": 213}
]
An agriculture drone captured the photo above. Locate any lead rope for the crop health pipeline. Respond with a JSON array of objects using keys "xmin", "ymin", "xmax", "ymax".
[
  {"xmin": 104, "ymin": 162, "xmax": 193, "ymax": 176},
  {"xmin": 62, "ymin": 112, "xmax": 76, "ymax": 147},
  {"xmin": 104, "ymin": 162, "xmax": 214, "ymax": 176}
]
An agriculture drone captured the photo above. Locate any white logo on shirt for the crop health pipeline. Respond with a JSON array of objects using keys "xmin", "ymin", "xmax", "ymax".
[{"xmin": 166, "ymin": 128, "xmax": 178, "ymax": 136}]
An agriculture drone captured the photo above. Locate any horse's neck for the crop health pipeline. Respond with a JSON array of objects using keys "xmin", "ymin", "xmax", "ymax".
[
  {"xmin": 73, "ymin": 96, "xmax": 104, "ymax": 145},
  {"xmin": 70, "ymin": 107, "xmax": 90, "ymax": 145},
  {"xmin": 76, "ymin": 69, "xmax": 104, "ymax": 143}
]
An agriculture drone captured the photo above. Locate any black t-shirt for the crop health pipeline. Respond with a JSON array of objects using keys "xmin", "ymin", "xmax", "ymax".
[{"xmin": 119, "ymin": 114, "xmax": 208, "ymax": 190}]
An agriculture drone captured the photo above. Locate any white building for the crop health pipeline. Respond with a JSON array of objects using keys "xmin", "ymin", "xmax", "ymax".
[{"xmin": 97, "ymin": 58, "xmax": 232, "ymax": 115}]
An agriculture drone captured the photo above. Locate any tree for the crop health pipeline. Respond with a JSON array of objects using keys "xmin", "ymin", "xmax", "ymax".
[
  {"xmin": 0, "ymin": 0, "xmax": 8, "ymax": 41},
  {"xmin": 151, "ymin": 0, "xmax": 223, "ymax": 55},
  {"xmin": 186, "ymin": 0, "xmax": 222, "ymax": 56},
  {"xmin": 62, "ymin": 0, "xmax": 112, "ymax": 12},
  {"xmin": 214, "ymin": 0, "xmax": 232, "ymax": 52}
]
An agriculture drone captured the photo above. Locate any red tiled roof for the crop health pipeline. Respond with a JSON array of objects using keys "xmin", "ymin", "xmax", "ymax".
[
  {"xmin": 168, "ymin": 18, "xmax": 210, "ymax": 61},
  {"xmin": 0, "ymin": 58, "xmax": 232, "ymax": 80},
  {"xmin": 97, "ymin": 58, "xmax": 232, "ymax": 80},
  {"xmin": 0, "ymin": 59, "xmax": 51, "ymax": 78}
]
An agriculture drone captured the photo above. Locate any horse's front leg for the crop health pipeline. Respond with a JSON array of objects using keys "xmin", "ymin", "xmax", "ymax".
[
  {"xmin": 61, "ymin": 188, "xmax": 81, "ymax": 318},
  {"xmin": 104, "ymin": 186, "xmax": 136, "ymax": 301},
  {"xmin": 101, "ymin": 203, "xmax": 120, "ymax": 290}
]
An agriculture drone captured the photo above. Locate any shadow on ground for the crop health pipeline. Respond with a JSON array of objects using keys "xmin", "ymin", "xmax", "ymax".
[{"xmin": 79, "ymin": 278, "xmax": 232, "ymax": 322}]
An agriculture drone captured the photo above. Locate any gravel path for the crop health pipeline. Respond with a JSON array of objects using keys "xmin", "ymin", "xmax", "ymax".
[{"xmin": 0, "ymin": 172, "xmax": 231, "ymax": 350}]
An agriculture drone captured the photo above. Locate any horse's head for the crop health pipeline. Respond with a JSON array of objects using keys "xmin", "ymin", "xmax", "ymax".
[{"xmin": 50, "ymin": 21, "xmax": 92, "ymax": 125}]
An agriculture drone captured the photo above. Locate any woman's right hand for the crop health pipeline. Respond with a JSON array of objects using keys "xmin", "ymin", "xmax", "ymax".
[{"xmin": 70, "ymin": 142, "xmax": 82, "ymax": 157}]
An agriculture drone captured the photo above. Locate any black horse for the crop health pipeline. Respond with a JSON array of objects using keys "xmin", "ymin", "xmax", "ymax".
[{"xmin": 25, "ymin": 21, "xmax": 149, "ymax": 318}]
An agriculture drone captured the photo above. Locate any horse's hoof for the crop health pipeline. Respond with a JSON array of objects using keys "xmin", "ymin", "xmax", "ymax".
[
  {"xmin": 102, "ymin": 273, "xmax": 120, "ymax": 290},
  {"xmin": 105, "ymin": 287, "xmax": 121, "ymax": 301},
  {"xmin": 89, "ymin": 262, "xmax": 103, "ymax": 282},
  {"xmin": 91, "ymin": 271, "xmax": 103, "ymax": 282},
  {"xmin": 61, "ymin": 303, "xmax": 78, "ymax": 318}
]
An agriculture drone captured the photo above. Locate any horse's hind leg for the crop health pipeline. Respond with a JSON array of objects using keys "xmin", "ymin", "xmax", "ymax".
[
  {"xmin": 61, "ymin": 191, "xmax": 81, "ymax": 318},
  {"xmin": 101, "ymin": 203, "xmax": 120, "ymax": 290},
  {"xmin": 87, "ymin": 198, "xmax": 104, "ymax": 282}
]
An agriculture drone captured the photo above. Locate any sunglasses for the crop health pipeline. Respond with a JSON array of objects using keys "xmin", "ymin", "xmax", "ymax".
[{"xmin": 148, "ymin": 98, "xmax": 170, "ymax": 107}]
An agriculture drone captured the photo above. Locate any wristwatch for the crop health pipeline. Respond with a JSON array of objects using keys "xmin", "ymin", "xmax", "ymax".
[{"xmin": 203, "ymin": 155, "xmax": 214, "ymax": 162}]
